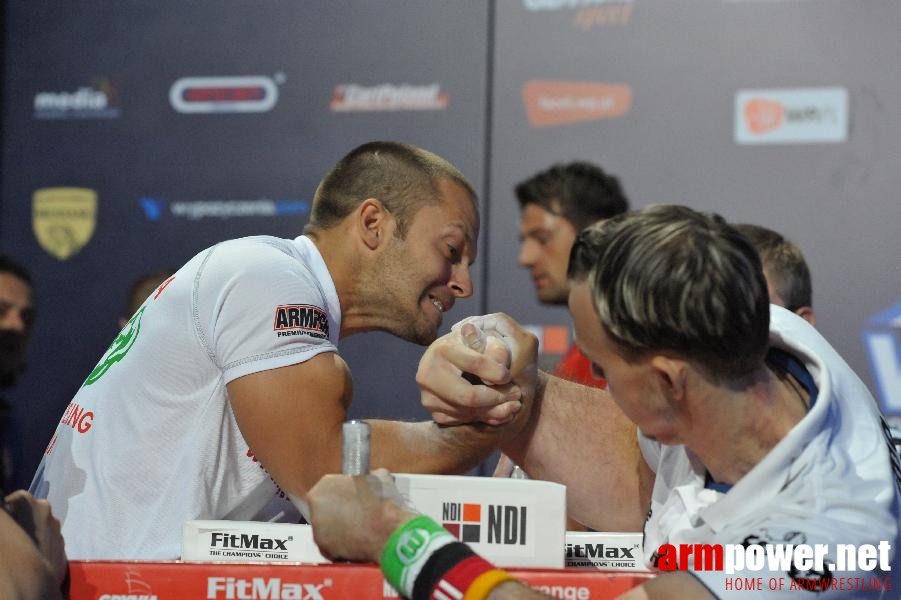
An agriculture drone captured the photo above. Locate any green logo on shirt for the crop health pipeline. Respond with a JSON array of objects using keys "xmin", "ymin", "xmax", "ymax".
[{"xmin": 82, "ymin": 306, "xmax": 145, "ymax": 386}]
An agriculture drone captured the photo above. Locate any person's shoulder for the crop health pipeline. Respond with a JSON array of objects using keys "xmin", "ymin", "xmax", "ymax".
[
  {"xmin": 205, "ymin": 236, "xmax": 306, "ymax": 270},
  {"xmin": 214, "ymin": 235, "xmax": 295, "ymax": 255}
]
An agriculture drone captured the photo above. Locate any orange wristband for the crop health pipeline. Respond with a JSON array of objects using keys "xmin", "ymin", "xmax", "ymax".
[{"xmin": 461, "ymin": 568, "xmax": 516, "ymax": 600}]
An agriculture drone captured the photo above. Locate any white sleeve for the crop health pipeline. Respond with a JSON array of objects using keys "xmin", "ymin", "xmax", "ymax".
[{"xmin": 194, "ymin": 240, "xmax": 338, "ymax": 383}]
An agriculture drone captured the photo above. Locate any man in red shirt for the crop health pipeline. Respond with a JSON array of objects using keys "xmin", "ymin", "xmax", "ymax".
[
  {"xmin": 498, "ymin": 164, "xmax": 632, "ymax": 508},
  {"xmin": 515, "ymin": 162, "xmax": 630, "ymax": 388}
]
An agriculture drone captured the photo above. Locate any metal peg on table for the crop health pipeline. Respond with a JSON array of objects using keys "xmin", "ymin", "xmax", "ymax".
[{"xmin": 341, "ymin": 420, "xmax": 371, "ymax": 475}]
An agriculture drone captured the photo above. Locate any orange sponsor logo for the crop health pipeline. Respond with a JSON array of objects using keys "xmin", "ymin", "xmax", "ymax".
[
  {"xmin": 573, "ymin": 4, "xmax": 634, "ymax": 29},
  {"xmin": 744, "ymin": 98, "xmax": 784, "ymax": 134},
  {"xmin": 522, "ymin": 80, "xmax": 631, "ymax": 127},
  {"xmin": 542, "ymin": 325, "xmax": 570, "ymax": 354}
]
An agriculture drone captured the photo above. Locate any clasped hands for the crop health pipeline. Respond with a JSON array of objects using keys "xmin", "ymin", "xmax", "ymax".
[{"xmin": 417, "ymin": 312, "xmax": 538, "ymax": 428}]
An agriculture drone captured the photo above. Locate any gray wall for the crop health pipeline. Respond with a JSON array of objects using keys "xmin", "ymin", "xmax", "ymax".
[{"xmin": 487, "ymin": 0, "xmax": 901, "ymax": 417}]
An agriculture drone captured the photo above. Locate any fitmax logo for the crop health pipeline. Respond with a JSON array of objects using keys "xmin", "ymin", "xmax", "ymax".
[
  {"xmin": 210, "ymin": 532, "xmax": 289, "ymax": 551},
  {"xmin": 441, "ymin": 502, "xmax": 527, "ymax": 545},
  {"xmin": 863, "ymin": 299, "xmax": 901, "ymax": 418},
  {"xmin": 206, "ymin": 577, "xmax": 329, "ymax": 600},
  {"xmin": 566, "ymin": 543, "xmax": 636, "ymax": 559}
]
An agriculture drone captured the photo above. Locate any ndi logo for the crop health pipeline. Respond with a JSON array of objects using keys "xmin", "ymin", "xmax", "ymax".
[
  {"xmin": 441, "ymin": 502, "xmax": 527, "ymax": 545},
  {"xmin": 863, "ymin": 299, "xmax": 901, "ymax": 418}
]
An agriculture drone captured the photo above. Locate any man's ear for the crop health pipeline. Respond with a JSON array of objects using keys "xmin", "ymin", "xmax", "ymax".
[
  {"xmin": 648, "ymin": 355, "xmax": 689, "ymax": 406},
  {"xmin": 357, "ymin": 198, "xmax": 391, "ymax": 250},
  {"xmin": 795, "ymin": 306, "xmax": 817, "ymax": 327}
]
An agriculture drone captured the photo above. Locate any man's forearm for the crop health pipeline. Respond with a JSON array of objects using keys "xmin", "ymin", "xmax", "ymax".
[
  {"xmin": 499, "ymin": 371, "xmax": 647, "ymax": 531},
  {"xmin": 367, "ymin": 419, "xmax": 506, "ymax": 474}
]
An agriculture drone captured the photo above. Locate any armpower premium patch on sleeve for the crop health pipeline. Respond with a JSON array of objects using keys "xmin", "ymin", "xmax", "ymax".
[{"xmin": 273, "ymin": 304, "xmax": 329, "ymax": 339}]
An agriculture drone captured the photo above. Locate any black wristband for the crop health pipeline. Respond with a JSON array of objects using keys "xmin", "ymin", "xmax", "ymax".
[{"xmin": 411, "ymin": 541, "xmax": 477, "ymax": 600}]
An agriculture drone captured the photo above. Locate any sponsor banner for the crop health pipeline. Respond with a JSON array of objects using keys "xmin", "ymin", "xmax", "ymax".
[
  {"xmin": 522, "ymin": 80, "xmax": 631, "ymax": 127},
  {"xmin": 33, "ymin": 78, "xmax": 121, "ymax": 119},
  {"xmin": 863, "ymin": 299, "xmax": 901, "ymax": 418},
  {"xmin": 734, "ymin": 87, "xmax": 848, "ymax": 145},
  {"xmin": 169, "ymin": 76, "xmax": 281, "ymax": 114},
  {"xmin": 32, "ymin": 187, "xmax": 98, "ymax": 260},
  {"xmin": 139, "ymin": 197, "xmax": 309, "ymax": 221},
  {"xmin": 566, "ymin": 532, "xmax": 645, "ymax": 571},
  {"xmin": 182, "ymin": 521, "xmax": 329, "ymax": 564},
  {"xmin": 394, "ymin": 473, "xmax": 566, "ymax": 568},
  {"xmin": 523, "ymin": 324, "xmax": 570, "ymax": 355},
  {"xmin": 521, "ymin": 0, "xmax": 634, "ymax": 29},
  {"xmin": 69, "ymin": 560, "xmax": 653, "ymax": 599},
  {"xmin": 330, "ymin": 83, "xmax": 449, "ymax": 112}
]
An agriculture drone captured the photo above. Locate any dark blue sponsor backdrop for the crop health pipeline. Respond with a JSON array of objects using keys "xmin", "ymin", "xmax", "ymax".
[
  {"xmin": 1, "ymin": 1, "xmax": 489, "ymax": 487},
  {"xmin": 5, "ymin": 0, "xmax": 901, "ymax": 492}
]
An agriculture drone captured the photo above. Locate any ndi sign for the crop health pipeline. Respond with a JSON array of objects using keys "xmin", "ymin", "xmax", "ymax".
[{"xmin": 863, "ymin": 299, "xmax": 901, "ymax": 417}]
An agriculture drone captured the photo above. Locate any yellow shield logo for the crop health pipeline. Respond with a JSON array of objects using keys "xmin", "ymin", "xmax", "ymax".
[{"xmin": 32, "ymin": 187, "xmax": 97, "ymax": 260}]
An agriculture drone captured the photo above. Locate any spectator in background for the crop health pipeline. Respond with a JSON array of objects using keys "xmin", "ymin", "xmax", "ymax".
[
  {"xmin": 736, "ymin": 224, "xmax": 900, "ymax": 455},
  {"xmin": 734, "ymin": 223, "xmax": 816, "ymax": 325},
  {"xmin": 0, "ymin": 255, "xmax": 35, "ymax": 495},
  {"xmin": 515, "ymin": 161, "xmax": 629, "ymax": 386},
  {"xmin": 501, "ymin": 163, "xmax": 629, "ymax": 500},
  {"xmin": 119, "ymin": 270, "xmax": 175, "ymax": 329}
]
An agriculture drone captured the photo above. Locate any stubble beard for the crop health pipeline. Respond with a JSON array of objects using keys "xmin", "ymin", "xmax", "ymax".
[
  {"xmin": 537, "ymin": 281, "xmax": 570, "ymax": 306},
  {"xmin": 370, "ymin": 245, "xmax": 438, "ymax": 346}
]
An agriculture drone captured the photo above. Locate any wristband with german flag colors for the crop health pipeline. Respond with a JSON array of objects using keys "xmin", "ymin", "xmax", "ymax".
[
  {"xmin": 412, "ymin": 538, "xmax": 515, "ymax": 600},
  {"xmin": 381, "ymin": 515, "xmax": 457, "ymax": 598}
]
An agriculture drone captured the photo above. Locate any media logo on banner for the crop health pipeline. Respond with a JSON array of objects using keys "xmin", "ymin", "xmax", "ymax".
[
  {"xmin": 522, "ymin": 80, "xmax": 631, "ymax": 127},
  {"xmin": 522, "ymin": 0, "xmax": 634, "ymax": 29},
  {"xmin": 863, "ymin": 299, "xmax": 901, "ymax": 420},
  {"xmin": 33, "ymin": 78, "xmax": 121, "ymax": 120},
  {"xmin": 139, "ymin": 197, "xmax": 309, "ymax": 221},
  {"xmin": 170, "ymin": 75, "xmax": 282, "ymax": 114},
  {"xmin": 330, "ymin": 83, "xmax": 449, "ymax": 112},
  {"xmin": 734, "ymin": 87, "xmax": 848, "ymax": 145},
  {"xmin": 32, "ymin": 187, "xmax": 97, "ymax": 260}
]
